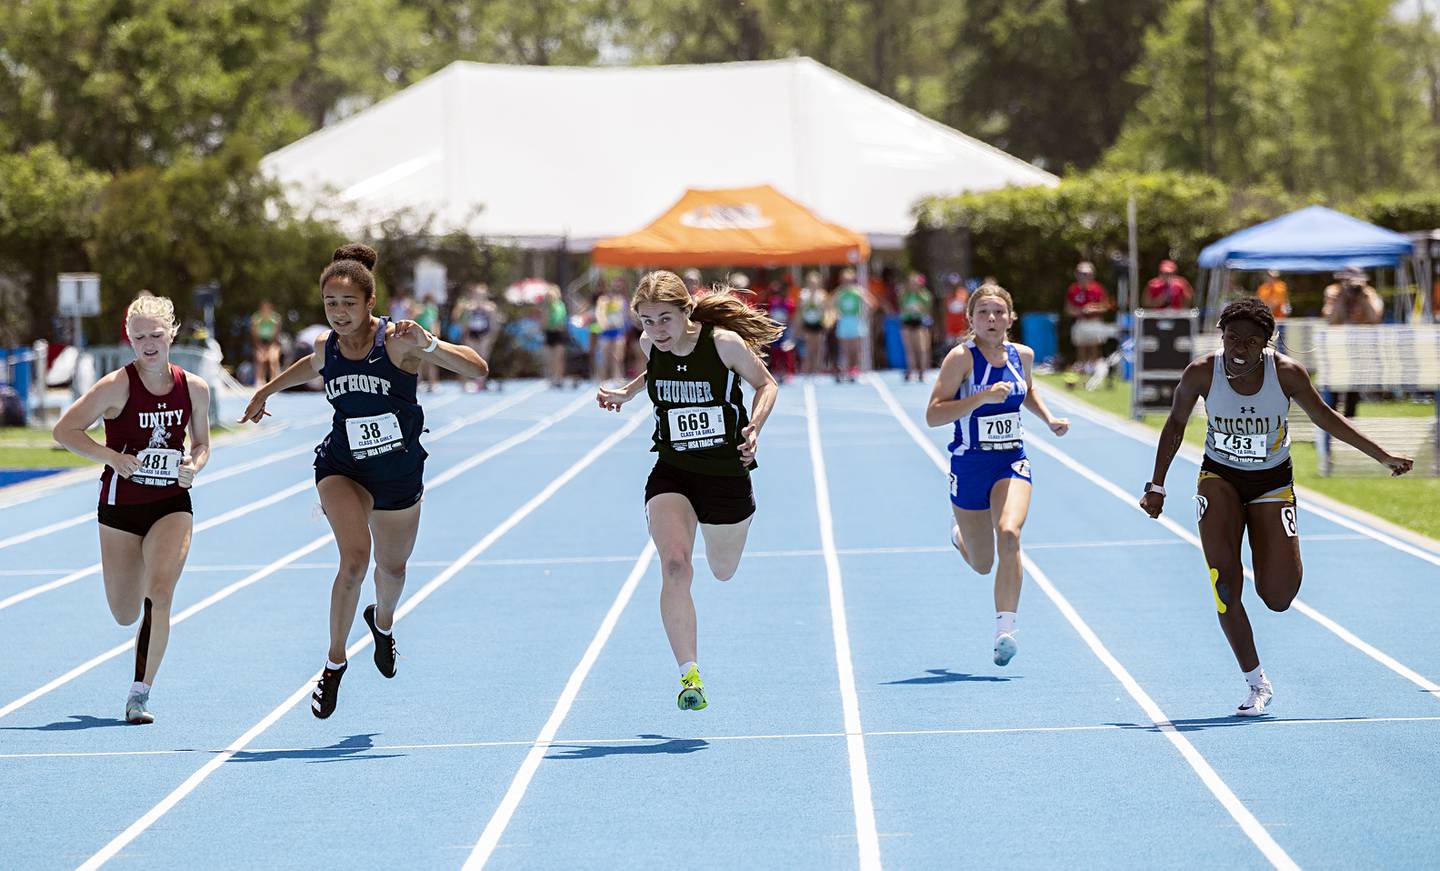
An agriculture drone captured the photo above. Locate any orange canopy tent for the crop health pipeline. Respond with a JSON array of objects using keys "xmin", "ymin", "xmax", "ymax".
[{"xmin": 590, "ymin": 185, "xmax": 869, "ymax": 268}]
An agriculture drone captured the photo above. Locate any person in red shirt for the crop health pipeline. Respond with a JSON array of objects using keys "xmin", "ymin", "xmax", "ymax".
[
  {"xmin": 1144, "ymin": 260, "xmax": 1194, "ymax": 309},
  {"xmin": 53, "ymin": 293, "xmax": 212, "ymax": 725},
  {"xmin": 1065, "ymin": 262, "xmax": 1113, "ymax": 371},
  {"xmin": 942, "ymin": 275, "xmax": 969, "ymax": 352}
]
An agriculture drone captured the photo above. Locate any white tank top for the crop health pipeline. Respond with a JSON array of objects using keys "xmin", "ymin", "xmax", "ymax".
[{"xmin": 1203, "ymin": 348, "xmax": 1291, "ymax": 470}]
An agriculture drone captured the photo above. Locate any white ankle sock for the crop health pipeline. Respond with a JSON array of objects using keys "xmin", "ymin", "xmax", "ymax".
[
  {"xmin": 679, "ymin": 660, "xmax": 697, "ymax": 678},
  {"xmin": 326, "ymin": 659, "xmax": 346, "ymax": 671},
  {"xmin": 129, "ymin": 681, "xmax": 149, "ymax": 696},
  {"xmin": 996, "ymin": 612, "xmax": 1017, "ymax": 636},
  {"xmin": 1244, "ymin": 665, "xmax": 1267, "ymax": 688}
]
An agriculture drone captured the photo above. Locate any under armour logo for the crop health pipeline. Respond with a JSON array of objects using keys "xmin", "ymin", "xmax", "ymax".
[
  {"xmin": 675, "ymin": 365, "xmax": 687, "ymax": 372},
  {"xmin": 1240, "ymin": 405, "xmax": 1256, "ymax": 414}
]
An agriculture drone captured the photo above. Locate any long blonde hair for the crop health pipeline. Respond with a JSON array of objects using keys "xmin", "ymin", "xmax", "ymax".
[
  {"xmin": 632, "ymin": 270, "xmax": 783, "ymax": 354},
  {"xmin": 963, "ymin": 282, "xmax": 1015, "ymax": 343}
]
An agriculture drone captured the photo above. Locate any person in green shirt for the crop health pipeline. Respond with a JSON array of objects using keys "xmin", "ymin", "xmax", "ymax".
[
  {"xmin": 540, "ymin": 285, "xmax": 569, "ymax": 388},
  {"xmin": 251, "ymin": 300, "xmax": 282, "ymax": 385},
  {"xmin": 414, "ymin": 293, "xmax": 442, "ymax": 391},
  {"xmin": 900, "ymin": 272, "xmax": 935, "ymax": 382},
  {"xmin": 832, "ymin": 268, "xmax": 875, "ymax": 382}
]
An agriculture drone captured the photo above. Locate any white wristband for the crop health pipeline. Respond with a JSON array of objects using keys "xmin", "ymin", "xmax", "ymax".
[{"xmin": 422, "ymin": 334, "xmax": 439, "ymax": 354}]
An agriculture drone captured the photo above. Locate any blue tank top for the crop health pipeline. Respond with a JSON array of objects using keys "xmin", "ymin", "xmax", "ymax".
[
  {"xmin": 948, "ymin": 341, "xmax": 1028, "ymax": 457},
  {"xmin": 316, "ymin": 318, "xmax": 426, "ymax": 475}
]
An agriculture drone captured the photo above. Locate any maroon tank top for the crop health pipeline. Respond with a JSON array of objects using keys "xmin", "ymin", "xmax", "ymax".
[{"xmin": 99, "ymin": 363, "xmax": 192, "ymax": 506}]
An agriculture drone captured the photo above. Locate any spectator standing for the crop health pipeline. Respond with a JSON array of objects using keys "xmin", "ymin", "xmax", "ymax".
[
  {"xmin": 1256, "ymin": 270, "xmax": 1290, "ymax": 320},
  {"xmin": 1143, "ymin": 260, "xmax": 1194, "ymax": 309},
  {"xmin": 251, "ymin": 299, "xmax": 283, "ymax": 386},
  {"xmin": 1064, "ymin": 262, "xmax": 1113, "ymax": 372},
  {"xmin": 1321, "ymin": 266, "xmax": 1385, "ymax": 417}
]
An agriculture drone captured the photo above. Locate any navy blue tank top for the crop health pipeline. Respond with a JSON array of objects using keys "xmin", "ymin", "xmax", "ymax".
[{"xmin": 316, "ymin": 318, "xmax": 426, "ymax": 476}]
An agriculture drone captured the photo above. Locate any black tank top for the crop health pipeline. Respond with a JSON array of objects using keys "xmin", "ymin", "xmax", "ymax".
[
  {"xmin": 316, "ymin": 318, "xmax": 426, "ymax": 476},
  {"xmin": 646, "ymin": 324, "xmax": 752, "ymax": 476}
]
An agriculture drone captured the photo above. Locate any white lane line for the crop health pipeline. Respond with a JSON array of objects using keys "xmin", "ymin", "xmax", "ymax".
[
  {"xmin": 11, "ymin": 714, "xmax": 1440, "ymax": 762},
  {"xmin": 869, "ymin": 374, "xmax": 1299, "ymax": 871},
  {"xmin": 0, "ymin": 386, "xmax": 576, "ymax": 721},
  {"xmin": 461, "ymin": 542, "xmax": 656, "ymax": 869},
  {"xmin": 9, "ymin": 535, "xmax": 1377, "ymax": 579},
  {"xmin": 0, "ymin": 536, "xmax": 332, "ymax": 721},
  {"xmin": 77, "ymin": 409, "xmax": 648, "ymax": 870},
  {"xmin": 1048, "ymin": 392, "xmax": 1440, "ymax": 567},
  {"xmin": 804, "ymin": 382, "xmax": 882, "ymax": 871},
  {"xmin": 0, "ymin": 385, "xmax": 546, "ymax": 612}
]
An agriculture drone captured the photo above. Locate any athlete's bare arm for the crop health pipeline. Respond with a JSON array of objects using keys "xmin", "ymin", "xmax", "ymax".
[
  {"xmin": 1017, "ymin": 345, "xmax": 1068, "ymax": 436},
  {"xmin": 596, "ymin": 337, "xmax": 649, "ymax": 412},
  {"xmin": 925, "ymin": 343, "xmax": 1008, "ymax": 427},
  {"xmin": 52, "ymin": 369, "xmax": 134, "ymax": 473},
  {"xmin": 180, "ymin": 374, "xmax": 212, "ymax": 487},
  {"xmin": 714, "ymin": 329, "xmax": 779, "ymax": 464},
  {"xmin": 1141, "ymin": 355, "xmax": 1212, "ymax": 518},
  {"xmin": 388, "ymin": 319, "xmax": 488, "ymax": 378},
  {"xmin": 238, "ymin": 334, "xmax": 326, "ymax": 423},
  {"xmin": 1276, "ymin": 354, "xmax": 1413, "ymax": 475}
]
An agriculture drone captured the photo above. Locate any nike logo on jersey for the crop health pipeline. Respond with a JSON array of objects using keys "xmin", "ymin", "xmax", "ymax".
[{"xmin": 367, "ymin": 351, "xmax": 385, "ymax": 363}]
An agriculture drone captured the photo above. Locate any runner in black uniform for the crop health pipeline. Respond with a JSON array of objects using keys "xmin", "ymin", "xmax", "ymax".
[
  {"xmin": 241, "ymin": 244, "xmax": 488, "ymax": 718},
  {"xmin": 597, "ymin": 270, "xmax": 781, "ymax": 711}
]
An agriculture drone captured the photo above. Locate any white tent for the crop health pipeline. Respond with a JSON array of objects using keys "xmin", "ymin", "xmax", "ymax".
[{"xmin": 261, "ymin": 58, "xmax": 1057, "ymax": 250}]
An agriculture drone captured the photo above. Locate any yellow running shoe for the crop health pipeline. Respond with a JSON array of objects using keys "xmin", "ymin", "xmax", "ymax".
[{"xmin": 677, "ymin": 665, "xmax": 708, "ymax": 711}]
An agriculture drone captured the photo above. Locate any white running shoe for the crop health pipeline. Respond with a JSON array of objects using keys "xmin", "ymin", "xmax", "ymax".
[
  {"xmin": 1235, "ymin": 682, "xmax": 1273, "ymax": 717},
  {"xmin": 993, "ymin": 633, "xmax": 1018, "ymax": 667},
  {"xmin": 125, "ymin": 690, "xmax": 154, "ymax": 725}
]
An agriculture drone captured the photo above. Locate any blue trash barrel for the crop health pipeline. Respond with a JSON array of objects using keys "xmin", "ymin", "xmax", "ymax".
[
  {"xmin": 883, "ymin": 316, "xmax": 905, "ymax": 369},
  {"xmin": 1020, "ymin": 313, "xmax": 1059, "ymax": 366}
]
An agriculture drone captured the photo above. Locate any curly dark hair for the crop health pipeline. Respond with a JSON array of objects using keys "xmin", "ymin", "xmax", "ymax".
[
  {"xmin": 1217, "ymin": 296, "xmax": 1276, "ymax": 344},
  {"xmin": 319, "ymin": 243, "xmax": 378, "ymax": 299}
]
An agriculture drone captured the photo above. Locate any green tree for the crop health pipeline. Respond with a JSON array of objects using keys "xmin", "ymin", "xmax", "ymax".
[
  {"xmin": 0, "ymin": 145, "xmax": 108, "ymax": 341},
  {"xmin": 945, "ymin": 0, "xmax": 1166, "ymax": 171}
]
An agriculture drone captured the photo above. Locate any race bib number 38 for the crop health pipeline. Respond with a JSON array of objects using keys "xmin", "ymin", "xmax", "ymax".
[
  {"xmin": 346, "ymin": 412, "xmax": 404, "ymax": 459},
  {"xmin": 1214, "ymin": 432, "xmax": 1267, "ymax": 462},
  {"xmin": 667, "ymin": 406, "xmax": 724, "ymax": 451},
  {"xmin": 133, "ymin": 448, "xmax": 182, "ymax": 486},
  {"xmin": 978, "ymin": 411, "xmax": 1023, "ymax": 449}
]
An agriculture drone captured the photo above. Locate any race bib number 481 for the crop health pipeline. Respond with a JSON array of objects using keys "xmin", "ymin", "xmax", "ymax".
[
  {"xmin": 667, "ymin": 406, "xmax": 724, "ymax": 450},
  {"xmin": 133, "ymin": 448, "xmax": 182, "ymax": 486},
  {"xmin": 346, "ymin": 412, "xmax": 404, "ymax": 460}
]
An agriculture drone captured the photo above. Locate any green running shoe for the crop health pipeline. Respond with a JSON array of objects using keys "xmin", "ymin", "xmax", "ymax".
[{"xmin": 677, "ymin": 665, "xmax": 708, "ymax": 711}]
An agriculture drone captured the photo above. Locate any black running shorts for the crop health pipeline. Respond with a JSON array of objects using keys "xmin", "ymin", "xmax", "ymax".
[
  {"xmin": 98, "ymin": 491, "xmax": 193, "ymax": 538},
  {"xmin": 644, "ymin": 459, "xmax": 755, "ymax": 526}
]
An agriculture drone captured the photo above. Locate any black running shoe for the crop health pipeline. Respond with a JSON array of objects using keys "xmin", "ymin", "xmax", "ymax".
[
  {"xmin": 311, "ymin": 662, "xmax": 346, "ymax": 719},
  {"xmin": 363, "ymin": 604, "xmax": 398, "ymax": 679}
]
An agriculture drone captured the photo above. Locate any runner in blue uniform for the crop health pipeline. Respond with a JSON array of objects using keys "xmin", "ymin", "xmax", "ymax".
[
  {"xmin": 926, "ymin": 284, "xmax": 1069, "ymax": 667},
  {"xmin": 241, "ymin": 243, "xmax": 488, "ymax": 718}
]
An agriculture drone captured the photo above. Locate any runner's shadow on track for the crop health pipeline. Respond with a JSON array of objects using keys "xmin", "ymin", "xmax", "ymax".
[
  {"xmin": 546, "ymin": 734, "xmax": 709, "ymax": 760},
  {"xmin": 231, "ymin": 733, "xmax": 405, "ymax": 764},
  {"xmin": 0, "ymin": 714, "xmax": 130, "ymax": 731},
  {"xmin": 1110, "ymin": 716, "xmax": 1363, "ymax": 732},
  {"xmin": 882, "ymin": 669, "xmax": 1014, "ymax": 686}
]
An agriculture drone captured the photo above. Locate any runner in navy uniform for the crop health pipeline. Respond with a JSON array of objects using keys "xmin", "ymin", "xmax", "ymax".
[
  {"xmin": 926, "ymin": 284, "xmax": 1068, "ymax": 667},
  {"xmin": 1141, "ymin": 297, "xmax": 1413, "ymax": 716},
  {"xmin": 53, "ymin": 294, "xmax": 212, "ymax": 724},
  {"xmin": 597, "ymin": 271, "xmax": 781, "ymax": 711},
  {"xmin": 241, "ymin": 244, "xmax": 487, "ymax": 718}
]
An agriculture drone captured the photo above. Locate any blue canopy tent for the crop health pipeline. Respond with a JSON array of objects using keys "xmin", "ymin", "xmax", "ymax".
[{"xmin": 1197, "ymin": 205, "xmax": 1423, "ymax": 322}]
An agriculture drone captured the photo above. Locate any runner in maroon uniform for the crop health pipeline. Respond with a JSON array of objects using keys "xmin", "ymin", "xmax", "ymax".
[{"xmin": 53, "ymin": 294, "xmax": 211, "ymax": 724}]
